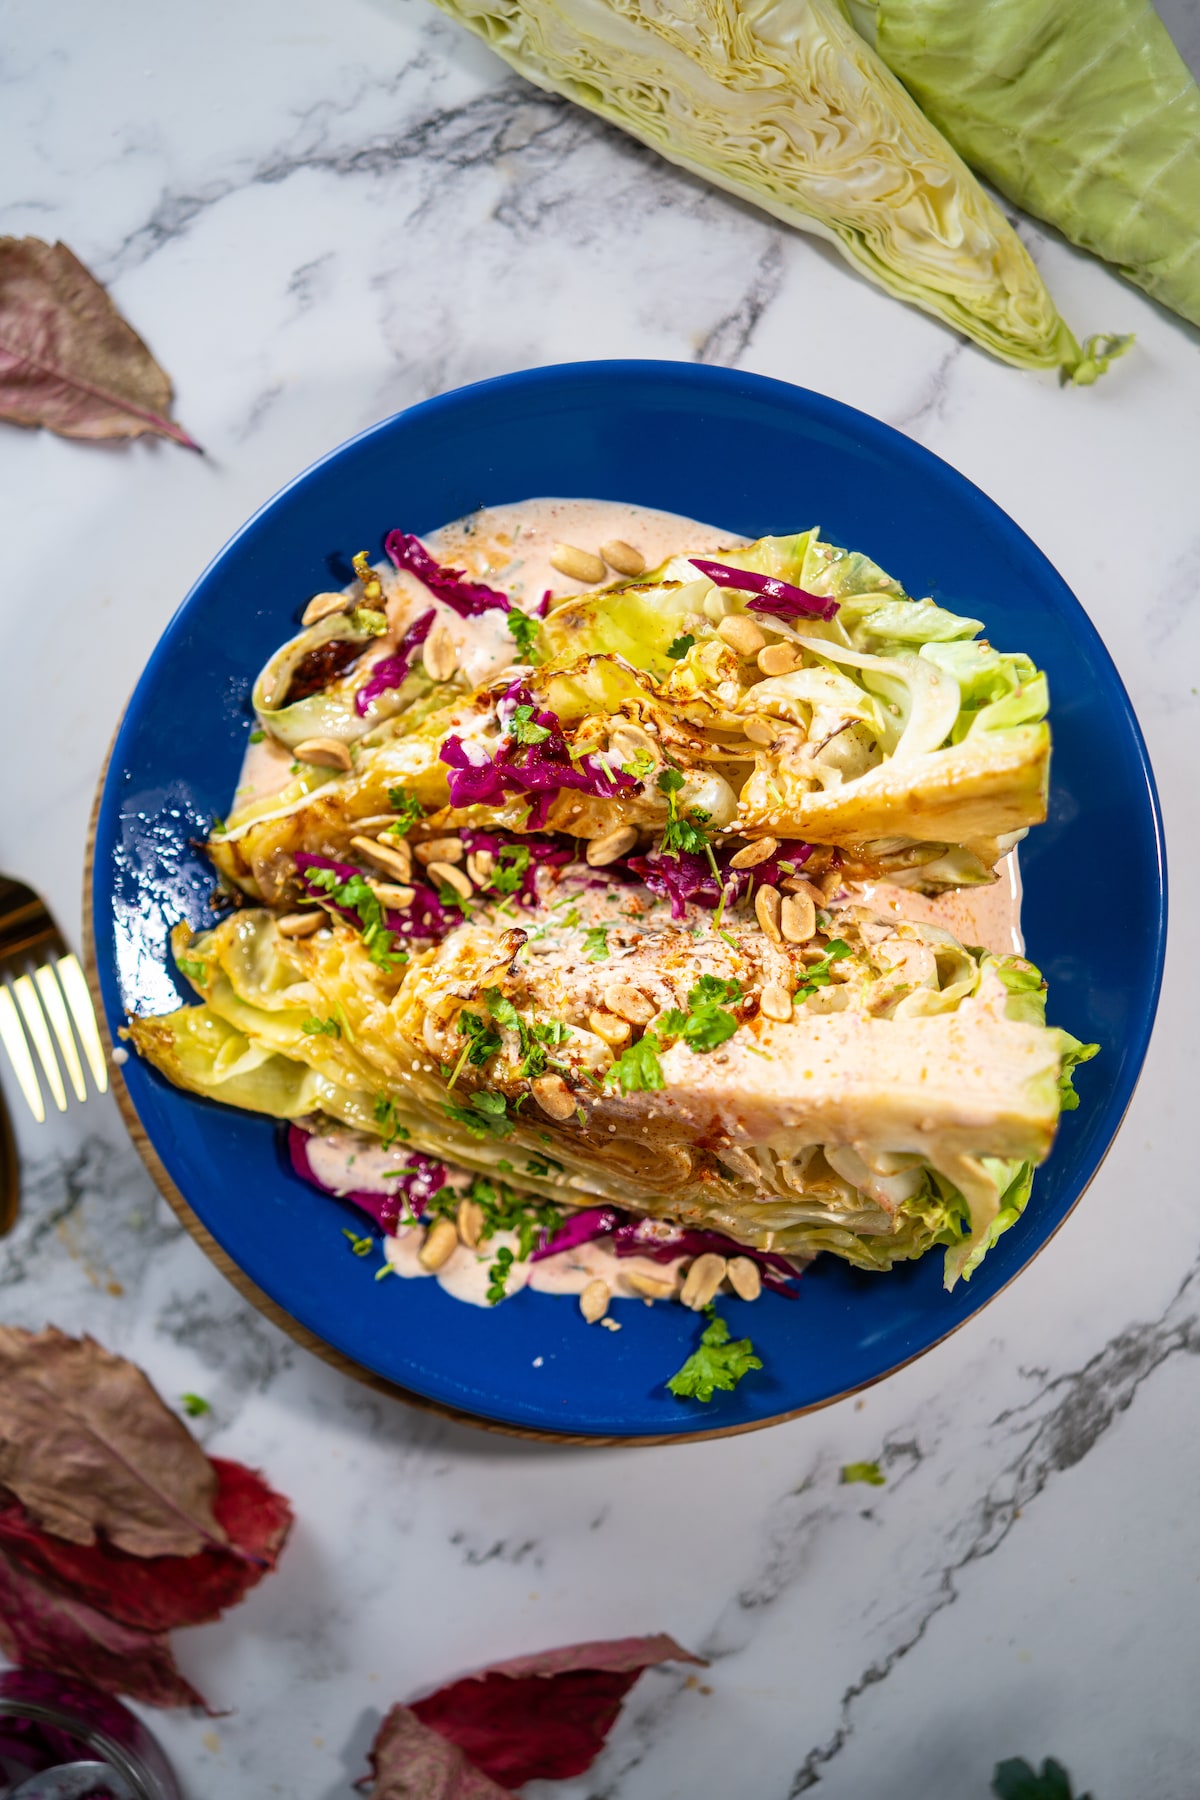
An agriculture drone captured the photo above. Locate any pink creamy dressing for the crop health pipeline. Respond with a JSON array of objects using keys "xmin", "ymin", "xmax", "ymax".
[{"xmin": 259, "ymin": 497, "xmax": 1025, "ymax": 1304}]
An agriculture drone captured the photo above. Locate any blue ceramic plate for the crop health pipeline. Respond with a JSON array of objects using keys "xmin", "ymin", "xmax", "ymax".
[{"xmin": 92, "ymin": 362, "xmax": 1166, "ymax": 1440}]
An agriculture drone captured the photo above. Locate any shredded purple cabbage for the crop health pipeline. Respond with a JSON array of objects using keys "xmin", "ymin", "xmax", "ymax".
[
  {"xmin": 689, "ymin": 558, "xmax": 839, "ymax": 623},
  {"xmin": 626, "ymin": 850, "xmax": 721, "ymax": 920},
  {"xmin": 536, "ymin": 588, "xmax": 553, "ymax": 618},
  {"xmin": 531, "ymin": 1206, "xmax": 621, "ymax": 1260},
  {"xmin": 440, "ymin": 685, "xmax": 637, "ymax": 817},
  {"xmin": 354, "ymin": 608, "xmax": 435, "ymax": 717},
  {"xmin": 385, "ymin": 530, "xmax": 511, "ymax": 617},
  {"xmin": 289, "ymin": 1125, "xmax": 446, "ymax": 1234},
  {"xmin": 532, "ymin": 1205, "xmax": 800, "ymax": 1292}
]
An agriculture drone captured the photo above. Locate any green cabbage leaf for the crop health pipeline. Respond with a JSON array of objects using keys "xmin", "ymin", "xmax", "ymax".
[{"xmin": 859, "ymin": 0, "xmax": 1200, "ymax": 331}]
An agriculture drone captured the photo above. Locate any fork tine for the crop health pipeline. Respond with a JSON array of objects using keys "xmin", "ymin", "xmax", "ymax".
[
  {"xmin": 56, "ymin": 953, "xmax": 109, "ymax": 1095},
  {"xmin": 0, "ymin": 983, "xmax": 46, "ymax": 1122},
  {"xmin": 12, "ymin": 973, "xmax": 67, "ymax": 1112},
  {"xmin": 34, "ymin": 963, "xmax": 87, "ymax": 1103}
]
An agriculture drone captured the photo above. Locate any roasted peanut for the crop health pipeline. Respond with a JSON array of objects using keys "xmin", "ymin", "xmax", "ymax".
[
  {"xmin": 457, "ymin": 1199, "xmax": 485, "ymax": 1248},
  {"xmin": 589, "ymin": 1009, "xmax": 632, "ymax": 1048},
  {"xmin": 717, "ymin": 614, "xmax": 767, "ymax": 657},
  {"xmin": 580, "ymin": 1279, "xmax": 610, "ymax": 1323},
  {"xmin": 294, "ymin": 737, "xmax": 352, "ymax": 771},
  {"xmin": 351, "ymin": 836, "xmax": 413, "ymax": 883},
  {"xmin": 681, "ymin": 1253, "xmax": 727, "ymax": 1311},
  {"xmin": 586, "ymin": 825, "xmax": 638, "ymax": 867},
  {"xmin": 726, "ymin": 1257, "xmax": 763, "ymax": 1302},
  {"xmin": 415, "ymin": 836, "xmax": 465, "ymax": 865},
  {"xmin": 532, "ymin": 1074, "xmax": 576, "ymax": 1120},
  {"xmin": 601, "ymin": 981, "xmax": 656, "ymax": 1026},
  {"xmin": 277, "ymin": 911, "xmax": 324, "ymax": 938},
  {"xmin": 759, "ymin": 983, "xmax": 793, "ymax": 1022},
  {"xmin": 423, "ymin": 621, "xmax": 459, "ymax": 682},
  {"xmin": 418, "ymin": 1217, "xmax": 459, "ymax": 1271},
  {"xmin": 728, "ymin": 836, "xmax": 778, "ymax": 870},
  {"xmin": 780, "ymin": 892, "xmax": 817, "ymax": 944},
  {"xmin": 550, "ymin": 543, "xmax": 607, "ymax": 585},
  {"xmin": 301, "ymin": 591, "xmax": 351, "ymax": 626},
  {"xmin": 427, "ymin": 860, "xmax": 473, "ymax": 900},
  {"xmin": 600, "ymin": 540, "xmax": 646, "ymax": 577},
  {"xmin": 754, "ymin": 884, "xmax": 783, "ymax": 944},
  {"xmin": 756, "ymin": 643, "xmax": 801, "ymax": 677}
]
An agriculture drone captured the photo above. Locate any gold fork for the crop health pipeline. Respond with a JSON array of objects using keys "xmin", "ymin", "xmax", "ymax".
[{"xmin": 0, "ymin": 874, "xmax": 108, "ymax": 1124}]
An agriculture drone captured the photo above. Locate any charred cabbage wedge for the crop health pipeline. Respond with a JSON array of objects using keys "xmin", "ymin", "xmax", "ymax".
[
  {"xmin": 854, "ymin": 0, "xmax": 1200, "ymax": 329},
  {"xmin": 425, "ymin": 0, "xmax": 1124, "ymax": 379},
  {"xmin": 130, "ymin": 896, "xmax": 1094, "ymax": 1288}
]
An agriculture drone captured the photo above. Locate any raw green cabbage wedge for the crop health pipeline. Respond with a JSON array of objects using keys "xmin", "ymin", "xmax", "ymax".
[
  {"xmin": 427, "ymin": 0, "xmax": 1120, "ymax": 378},
  {"xmin": 854, "ymin": 0, "xmax": 1200, "ymax": 330}
]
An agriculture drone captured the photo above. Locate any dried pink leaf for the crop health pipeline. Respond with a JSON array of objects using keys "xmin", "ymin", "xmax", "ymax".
[
  {"xmin": 0, "ymin": 237, "xmax": 197, "ymax": 448},
  {"xmin": 409, "ymin": 1633, "xmax": 704, "ymax": 1787},
  {"xmin": 0, "ymin": 1539, "xmax": 206, "ymax": 1711},
  {"xmin": 362, "ymin": 1706, "xmax": 512, "ymax": 1799},
  {"xmin": 0, "ymin": 1327, "xmax": 226, "ymax": 1558}
]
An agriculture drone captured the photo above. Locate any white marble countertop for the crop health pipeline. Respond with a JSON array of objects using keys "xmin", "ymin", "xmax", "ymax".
[{"xmin": 2, "ymin": 2, "xmax": 1199, "ymax": 1795}]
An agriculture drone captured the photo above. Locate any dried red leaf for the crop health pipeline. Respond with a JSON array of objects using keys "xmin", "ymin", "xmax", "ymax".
[
  {"xmin": 363, "ymin": 1707, "xmax": 512, "ymax": 1800},
  {"xmin": 0, "ymin": 1458, "xmax": 292, "ymax": 1631},
  {"xmin": 0, "ymin": 1327, "xmax": 226, "ymax": 1558},
  {"xmin": 0, "ymin": 1539, "xmax": 205, "ymax": 1710},
  {"xmin": 0, "ymin": 238, "xmax": 197, "ymax": 448},
  {"xmin": 409, "ymin": 1635, "xmax": 703, "ymax": 1787}
]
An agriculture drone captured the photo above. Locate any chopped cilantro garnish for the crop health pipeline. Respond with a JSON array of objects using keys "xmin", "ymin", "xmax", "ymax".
[
  {"xmin": 249, "ymin": 728, "xmax": 265, "ymax": 744},
  {"xmin": 386, "ymin": 786, "xmax": 424, "ymax": 831},
  {"xmin": 621, "ymin": 748, "xmax": 656, "ymax": 781},
  {"xmin": 180, "ymin": 1393, "xmax": 211, "ymax": 1418},
  {"xmin": 667, "ymin": 633, "xmax": 695, "ymax": 659},
  {"xmin": 350, "ymin": 606, "xmax": 388, "ymax": 636},
  {"xmin": 582, "ymin": 925, "xmax": 611, "ymax": 962},
  {"xmin": 342, "ymin": 1227, "xmax": 375, "ymax": 1258},
  {"xmin": 667, "ymin": 1306, "xmax": 762, "ymax": 1402},
  {"xmin": 210, "ymin": 815, "xmax": 226, "ymax": 835},
  {"xmin": 525, "ymin": 1153, "xmax": 564, "ymax": 1178},
  {"xmin": 656, "ymin": 767, "xmax": 717, "ymax": 864},
  {"xmin": 303, "ymin": 866, "xmax": 408, "ymax": 971},
  {"xmin": 457, "ymin": 1010, "xmax": 502, "ymax": 1068},
  {"xmin": 485, "ymin": 989, "xmax": 522, "ymax": 1031},
  {"xmin": 509, "ymin": 704, "xmax": 551, "ymax": 746},
  {"xmin": 489, "ymin": 844, "xmax": 532, "ymax": 896},
  {"xmin": 374, "ymin": 1094, "xmax": 409, "ymax": 1149},
  {"xmin": 176, "ymin": 956, "xmax": 207, "ymax": 985},
  {"xmin": 656, "ymin": 975, "xmax": 742, "ymax": 1054},
  {"xmin": 506, "ymin": 609, "xmax": 541, "ymax": 663},
  {"xmin": 604, "ymin": 1034, "xmax": 665, "ymax": 1094},
  {"xmin": 795, "ymin": 939, "xmax": 853, "ymax": 1000},
  {"xmin": 302, "ymin": 1015, "xmax": 341, "ymax": 1038},
  {"xmin": 486, "ymin": 1245, "xmax": 516, "ymax": 1305},
  {"xmin": 841, "ymin": 1461, "xmax": 886, "ymax": 1487},
  {"xmin": 444, "ymin": 1090, "xmax": 515, "ymax": 1139}
]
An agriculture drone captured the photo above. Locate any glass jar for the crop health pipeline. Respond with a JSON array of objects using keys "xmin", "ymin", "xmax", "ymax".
[{"xmin": 0, "ymin": 1671, "xmax": 179, "ymax": 1800}]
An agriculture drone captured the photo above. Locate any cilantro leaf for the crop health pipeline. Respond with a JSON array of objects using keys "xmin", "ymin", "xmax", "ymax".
[
  {"xmin": 489, "ymin": 844, "xmax": 532, "ymax": 896},
  {"xmin": 176, "ymin": 956, "xmax": 207, "ymax": 985},
  {"xmin": 506, "ymin": 609, "xmax": 541, "ymax": 663},
  {"xmin": 690, "ymin": 974, "xmax": 742, "ymax": 1006},
  {"xmin": 604, "ymin": 1034, "xmax": 664, "ymax": 1093},
  {"xmin": 457, "ymin": 1010, "xmax": 502, "ymax": 1068},
  {"xmin": 795, "ymin": 938, "xmax": 853, "ymax": 1000},
  {"xmin": 620, "ymin": 747, "xmax": 656, "ymax": 781},
  {"xmin": 302, "ymin": 1015, "xmax": 341, "ymax": 1038},
  {"xmin": 841, "ymin": 1461, "xmax": 886, "ymax": 1487},
  {"xmin": 180, "ymin": 1393, "xmax": 210, "ymax": 1418},
  {"xmin": 992, "ymin": 1759, "xmax": 1091, "ymax": 1800},
  {"xmin": 654, "ymin": 974, "xmax": 742, "ymax": 1054},
  {"xmin": 582, "ymin": 925, "xmax": 611, "ymax": 962},
  {"xmin": 509, "ymin": 704, "xmax": 551, "ymax": 746},
  {"xmin": 484, "ymin": 989, "xmax": 522, "ymax": 1032},
  {"xmin": 386, "ymin": 786, "xmax": 424, "ymax": 831},
  {"xmin": 657, "ymin": 768, "xmax": 685, "ymax": 795},
  {"xmin": 667, "ymin": 1307, "xmax": 762, "ymax": 1402},
  {"xmin": 303, "ymin": 866, "xmax": 408, "ymax": 971},
  {"xmin": 667, "ymin": 634, "xmax": 695, "ymax": 659},
  {"xmin": 444, "ymin": 1091, "xmax": 515, "ymax": 1139},
  {"xmin": 486, "ymin": 1245, "xmax": 516, "ymax": 1305},
  {"xmin": 249, "ymin": 728, "xmax": 265, "ymax": 744},
  {"xmin": 374, "ymin": 1094, "xmax": 409, "ymax": 1148}
]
